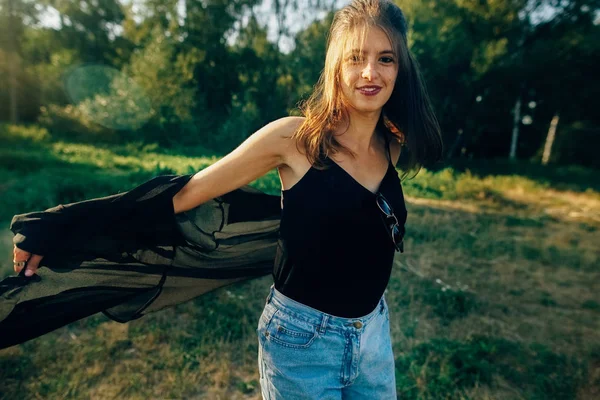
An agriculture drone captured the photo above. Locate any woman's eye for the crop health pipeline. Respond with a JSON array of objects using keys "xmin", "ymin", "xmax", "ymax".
[{"xmin": 348, "ymin": 55, "xmax": 394, "ymax": 64}]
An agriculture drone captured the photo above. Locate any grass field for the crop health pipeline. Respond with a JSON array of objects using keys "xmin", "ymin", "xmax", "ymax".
[{"xmin": 0, "ymin": 124, "xmax": 599, "ymax": 399}]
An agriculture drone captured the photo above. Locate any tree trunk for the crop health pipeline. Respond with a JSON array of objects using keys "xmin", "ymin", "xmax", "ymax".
[
  {"xmin": 509, "ymin": 95, "xmax": 521, "ymax": 160},
  {"xmin": 446, "ymin": 129, "xmax": 463, "ymax": 159},
  {"xmin": 541, "ymin": 113, "xmax": 560, "ymax": 165},
  {"xmin": 6, "ymin": 0, "xmax": 19, "ymax": 123}
]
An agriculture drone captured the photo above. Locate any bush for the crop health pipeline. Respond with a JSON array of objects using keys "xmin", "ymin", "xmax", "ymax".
[
  {"xmin": 0, "ymin": 124, "xmax": 51, "ymax": 144},
  {"xmin": 38, "ymin": 103, "xmax": 120, "ymax": 143},
  {"xmin": 402, "ymin": 167, "xmax": 457, "ymax": 200}
]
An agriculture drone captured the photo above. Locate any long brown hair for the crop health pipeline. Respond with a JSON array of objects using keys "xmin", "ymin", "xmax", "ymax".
[{"xmin": 291, "ymin": 0, "xmax": 443, "ymax": 179}]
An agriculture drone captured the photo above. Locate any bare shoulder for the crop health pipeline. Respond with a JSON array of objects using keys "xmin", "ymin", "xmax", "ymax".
[
  {"xmin": 271, "ymin": 116, "xmax": 306, "ymax": 166},
  {"xmin": 247, "ymin": 116, "xmax": 305, "ymax": 166},
  {"xmin": 268, "ymin": 116, "xmax": 305, "ymax": 136}
]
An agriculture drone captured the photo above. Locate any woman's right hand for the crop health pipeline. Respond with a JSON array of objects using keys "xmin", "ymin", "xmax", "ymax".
[{"xmin": 13, "ymin": 245, "xmax": 44, "ymax": 277}]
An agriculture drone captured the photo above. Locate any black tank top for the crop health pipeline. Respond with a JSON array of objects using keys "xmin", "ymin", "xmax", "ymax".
[{"xmin": 273, "ymin": 132, "xmax": 408, "ymax": 318}]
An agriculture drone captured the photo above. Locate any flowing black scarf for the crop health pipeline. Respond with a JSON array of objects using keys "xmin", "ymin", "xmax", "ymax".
[{"xmin": 0, "ymin": 174, "xmax": 281, "ymax": 349}]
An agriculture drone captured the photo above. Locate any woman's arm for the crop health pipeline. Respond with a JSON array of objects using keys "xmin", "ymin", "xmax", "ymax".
[{"xmin": 173, "ymin": 116, "xmax": 304, "ymax": 214}]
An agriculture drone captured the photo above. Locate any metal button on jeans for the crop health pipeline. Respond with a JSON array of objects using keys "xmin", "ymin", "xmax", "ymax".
[{"xmin": 353, "ymin": 321, "xmax": 363, "ymax": 328}]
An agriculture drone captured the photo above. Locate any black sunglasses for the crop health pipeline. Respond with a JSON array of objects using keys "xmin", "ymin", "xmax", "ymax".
[{"xmin": 376, "ymin": 192, "xmax": 404, "ymax": 253}]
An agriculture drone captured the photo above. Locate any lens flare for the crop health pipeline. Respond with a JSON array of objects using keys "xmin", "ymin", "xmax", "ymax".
[{"xmin": 64, "ymin": 64, "xmax": 153, "ymax": 130}]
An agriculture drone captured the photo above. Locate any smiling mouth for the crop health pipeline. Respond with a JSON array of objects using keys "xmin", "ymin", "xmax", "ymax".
[{"xmin": 357, "ymin": 87, "xmax": 382, "ymax": 95}]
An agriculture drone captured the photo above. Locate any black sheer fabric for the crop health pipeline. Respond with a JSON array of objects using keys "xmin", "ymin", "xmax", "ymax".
[{"xmin": 1, "ymin": 175, "xmax": 280, "ymax": 349}]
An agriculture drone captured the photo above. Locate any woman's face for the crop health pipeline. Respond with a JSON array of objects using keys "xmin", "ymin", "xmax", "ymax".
[{"xmin": 339, "ymin": 26, "xmax": 398, "ymax": 116}]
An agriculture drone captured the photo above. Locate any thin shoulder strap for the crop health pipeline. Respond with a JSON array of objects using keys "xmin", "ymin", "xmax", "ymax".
[{"xmin": 384, "ymin": 133, "xmax": 392, "ymax": 163}]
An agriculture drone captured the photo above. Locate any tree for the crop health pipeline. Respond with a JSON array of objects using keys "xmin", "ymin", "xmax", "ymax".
[
  {"xmin": 42, "ymin": 0, "xmax": 129, "ymax": 66},
  {"xmin": 0, "ymin": 0, "xmax": 38, "ymax": 123},
  {"xmin": 124, "ymin": 26, "xmax": 198, "ymax": 145}
]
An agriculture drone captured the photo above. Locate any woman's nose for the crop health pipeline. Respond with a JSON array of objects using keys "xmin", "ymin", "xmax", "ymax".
[{"xmin": 361, "ymin": 62, "xmax": 378, "ymax": 80}]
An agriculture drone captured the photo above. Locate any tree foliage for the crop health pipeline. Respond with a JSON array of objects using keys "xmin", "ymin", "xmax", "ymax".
[{"xmin": 0, "ymin": 0, "xmax": 598, "ymax": 166}]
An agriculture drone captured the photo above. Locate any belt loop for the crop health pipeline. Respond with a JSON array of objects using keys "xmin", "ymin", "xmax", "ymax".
[
  {"xmin": 266, "ymin": 285, "xmax": 275, "ymax": 304},
  {"xmin": 318, "ymin": 315, "xmax": 328, "ymax": 335}
]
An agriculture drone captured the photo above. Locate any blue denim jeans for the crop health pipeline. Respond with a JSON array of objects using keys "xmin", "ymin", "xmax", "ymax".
[{"xmin": 257, "ymin": 284, "xmax": 397, "ymax": 399}]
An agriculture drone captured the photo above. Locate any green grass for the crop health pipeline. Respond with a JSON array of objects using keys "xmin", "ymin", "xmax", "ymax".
[
  {"xmin": 1, "ymin": 124, "xmax": 599, "ymax": 399},
  {"xmin": 395, "ymin": 336, "xmax": 587, "ymax": 400}
]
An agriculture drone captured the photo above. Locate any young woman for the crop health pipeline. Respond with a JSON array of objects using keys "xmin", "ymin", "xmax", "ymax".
[{"xmin": 13, "ymin": 0, "xmax": 442, "ymax": 397}]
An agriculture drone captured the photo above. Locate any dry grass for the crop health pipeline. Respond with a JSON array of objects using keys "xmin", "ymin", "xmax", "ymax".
[{"xmin": 1, "ymin": 168, "xmax": 598, "ymax": 399}]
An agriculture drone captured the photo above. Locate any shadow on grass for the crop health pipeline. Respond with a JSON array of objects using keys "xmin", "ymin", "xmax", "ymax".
[
  {"xmin": 0, "ymin": 135, "xmax": 283, "ymax": 222},
  {"xmin": 405, "ymin": 196, "xmax": 597, "ymax": 272},
  {"xmin": 395, "ymin": 335, "xmax": 589, "ymax": 400},
  {"xmin": 0, "ymin": 140, "xmax": 191, "ymax": 222}
]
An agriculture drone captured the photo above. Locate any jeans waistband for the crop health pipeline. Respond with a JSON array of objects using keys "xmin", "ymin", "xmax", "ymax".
[{"xmin": 265, "ymin": 284, "xmax": 385, "ymax": 333}]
